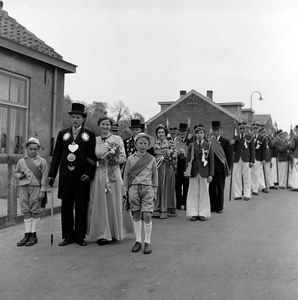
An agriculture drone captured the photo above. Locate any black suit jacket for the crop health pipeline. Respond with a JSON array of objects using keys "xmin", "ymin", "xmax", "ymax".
[{"xmin": 48, "ymin": 128, "xmax": 96, "ymax": 198}]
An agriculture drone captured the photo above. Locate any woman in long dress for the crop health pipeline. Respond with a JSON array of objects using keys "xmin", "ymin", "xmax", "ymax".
[
  {"xmin": 87, "ymin": 116, "xmax": 134, "ymax": 245},
  {"xmin": 153, "ymin": 124, "xmax": 178, "ymax": 219}
]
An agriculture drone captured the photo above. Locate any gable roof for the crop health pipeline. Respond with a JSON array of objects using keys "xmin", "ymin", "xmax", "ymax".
[
  {"xmin": 146, "ymin": 89, "xmax": 235, "ymax": 124},
  {"xmin": 253, "ymin": 114, "xmax": 271, "ymax": 125},
  {"xmin": 0, "ymin": 6, "xmax": 76, "ymax": 73}
]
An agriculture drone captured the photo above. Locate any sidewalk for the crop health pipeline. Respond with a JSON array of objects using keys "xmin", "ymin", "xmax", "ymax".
[{"xmin": 1, "ymin": 187, "xmax": 298, "ymax": 300}]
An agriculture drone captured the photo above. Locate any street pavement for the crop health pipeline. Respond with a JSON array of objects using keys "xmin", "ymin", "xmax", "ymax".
[{"xmin": 1, "ymin": 184, "xmax": 298, "ymax": 300}]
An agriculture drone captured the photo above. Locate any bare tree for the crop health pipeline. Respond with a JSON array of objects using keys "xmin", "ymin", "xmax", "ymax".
[{"xmin": 110, "ymin": 100, "xmax": 130, "ymax": 124}]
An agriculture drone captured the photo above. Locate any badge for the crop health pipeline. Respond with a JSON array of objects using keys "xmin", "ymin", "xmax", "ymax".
[
  {"xmin": 81, "ymin": 132, "xmax": 90, "ymax": 142},
  {"xmin": 68, "ymin": 143, "xmax": 79, "ymax": 153},
  {"xmin": 68, "ymin": 165, "xmax": 75, "ymax": 171},
  {"xmin": 67, "ymin": 153, "xmax": 76, "ymax": 162},
  {"xmin": 63, "ymin": 133, "xmax": 71, "ymax": 141}
]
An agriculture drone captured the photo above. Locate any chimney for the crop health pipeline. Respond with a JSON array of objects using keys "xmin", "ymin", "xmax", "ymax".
[
  {"xmin": 206, "ymin": 90, "xmax": 213, "ymax": 101},
  {"xmin": 0, "ymin": 1, "xmax": 3, "ymax": 10},
  {"xmin": 180, "ymin": 90, "xmax": 187, "ymax": 97}
]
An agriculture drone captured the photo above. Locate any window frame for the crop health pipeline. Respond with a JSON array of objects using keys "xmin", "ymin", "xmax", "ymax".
[{"xmin": 0, "ymin": 69, "xmax": 29, "ymax": 155}]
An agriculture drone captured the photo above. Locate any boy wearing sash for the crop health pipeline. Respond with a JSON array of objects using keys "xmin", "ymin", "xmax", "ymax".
[
  {"xmin": 123, "ymin": 133, "xmax": 158, "ymax": 254},
  {"xmin": 15, "ymin": 137, "xmax": 48, "ymax": 246}
]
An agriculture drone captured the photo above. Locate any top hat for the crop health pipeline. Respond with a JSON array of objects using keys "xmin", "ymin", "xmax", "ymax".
[
  {"xmin": 179, "ymin": 123, "xmax": 188, "ymax": 132},
  {"xmin": 211, "ymin": 121, "xmax": 221, "ymax": 130},
  {"xmin": 194, "ymin": 124, "xmax": 205, "ymax": 133},
  {"xmin": 68, "ymin": 103, "xmax": 87, "ymax": 117},
  {"xmin": 130, "ymin": 119, "xmax": 142, "ymax": 129}
]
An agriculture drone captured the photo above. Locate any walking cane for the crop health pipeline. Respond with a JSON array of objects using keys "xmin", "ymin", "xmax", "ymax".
[
  {"xmin": 262, "ymin": 163, "xmax": 268, "ymax": 189},
  {"xmin": 276, "ymin": 155, "xmax": 279, "ymax": 187},
  {"xmin": 286, "ymin": 150, "xmax": 290, "ymax": 188},
  {"xmin": 51, "ymin": 186, "xmax": 54, "ymax": 246}
]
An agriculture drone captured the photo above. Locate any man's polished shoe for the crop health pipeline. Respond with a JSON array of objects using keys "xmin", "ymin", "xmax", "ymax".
[
  {"xmin": 59, "ymin": 238, "xmax": 75, "ymax": 246},
  {"xmin": 252, "ymin": 192, "xmax": 258, "ymax": 196},
  {"xmin": 77, "ymin": 239, "xmax": 87, "ymax": 246},
  {"xmin": 96, "ymin": 238, "xmax": 111, "ymax": 246},
  {"xmin": 143, "ymin": 243, "xmax": 152, "ymax": 254},
  {"xmin": 290, "ymin": 188, "xmax": 298, "ymax": 192},
  {"xmin": 198, "ymin": 216, "xmax": 205, "ymax": 221},
  {"xmin": 244, "ymin": 197, "xmax": 250, "ymax": 201},
  {"xmin": 262, "ymin": 188, "xmax": 269, "ymax": 193},
  {"xmin": 131, "ymin": 241, "xmax": 142, "ymax": 252},
  {"xmin": 234, "ymin": 197, "xmax": 242, "ymax": 200},
  {"xmin": 190, "ymin": 216, "xmax": 198, "ymax": 221},
  {"xmin": 269, "ymin": 186, "xmax": 278, "ymax": 190}
]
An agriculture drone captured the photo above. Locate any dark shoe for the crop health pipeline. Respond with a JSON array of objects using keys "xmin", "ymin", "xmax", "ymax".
[
  {"xmin": 77, "ymin": 239, "xmax": 87, "ymax": 246},
  {"xmin": 96, "ymin": 239, "xmax": 111, "ymax": 246},
  {"xmin": 216, "ymin": 210, "xmax": 223, "ymax": 214},
  {"xmin": 26, "ymin": 233, "xmax": 37, "ymax": 247},
  {"xmin": 234, "ymin": 197, "xmax": 242, "ymax": 200},
  {"xmin": 252, "ymin": 192, "xmax": 258, "ymax": 196},
  {"xmin": 59, "ymin": 238, "xmax": 75, "ymax": 246},
  {"xmin": 262, "ymin": 189, "xmax": 269, "ymax": 193},
  {"xmin": 290, "ymin": 188, "xmax": 298, "ymax": 192},
  {"xmin": 131, "ymin": 241, "xmax": 142, "ymax": 252},
  {"xmin": 269, "ymin": 186, "xmax": 278, "ymax": 190},
  {"xmin": 190, "ymin": 216, "xmax": 198, "ymax": 221},
  {"xmin": 244, "ymin": 197, "xmax": 250, "ymax": 201},
  {"xmin": 143, "ymin": 242, "xmax": 152, "ymax": 254},
  {"xmin": 279, "ymin": 186, "xmax": 286, "ymax": 189},
  {"xmin": 17, "ymin": 233, "xmax": 30, "ymax": 247},
  {"xmin": 198, "ymin": 216, "xmax": 205, "ymax": 221}
]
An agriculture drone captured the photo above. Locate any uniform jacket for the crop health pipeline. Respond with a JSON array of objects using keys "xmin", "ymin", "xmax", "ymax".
[
  {"xmin": 274, "ymin": 137, "xmax": 289, "ymax": 162},
  {"xmin": 233, "ymin": 134, "xmax": 255, "ymax": 163},
  {"xmin": 186, "ymin": 140, "xmax": 214, "ymax": 178},
  {"xmin": 254, "ymin": 135, "xmax": 266, "ymax": 162},
  {"xmin": 48, "ymin": 127, "xmax": 96, "ymax": 198},
  {"xmin": 264, "ymin": 136, "xmax": 273, "ymax": 162},
  {"xmin": 290, "ymin": 134, "xmax": 298, "ymax": 158}
]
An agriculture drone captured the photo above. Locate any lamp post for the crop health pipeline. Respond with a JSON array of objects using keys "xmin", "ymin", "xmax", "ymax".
[{"xmin": 250, "ymin": 91, "xmax": 263, "ymax": 125}]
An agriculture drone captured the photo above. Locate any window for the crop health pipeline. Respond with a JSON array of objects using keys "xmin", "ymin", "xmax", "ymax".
[{"xmin": 0, "ymin": 70, "xmax": 28, "ymax": 155}]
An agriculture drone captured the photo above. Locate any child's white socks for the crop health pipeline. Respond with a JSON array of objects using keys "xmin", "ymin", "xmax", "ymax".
[
  {"xmin": 144, "ymin": 222, "xmax": 152, "ymax": 244},
  {"xmin": 133, "ymin": 220, "xmax": 142, "ymax": 243}
]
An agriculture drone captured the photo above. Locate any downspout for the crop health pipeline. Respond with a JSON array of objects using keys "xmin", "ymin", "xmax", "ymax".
[{"xmin": 51, "ymin": 67, "xmax": 57, "ymax": 155}]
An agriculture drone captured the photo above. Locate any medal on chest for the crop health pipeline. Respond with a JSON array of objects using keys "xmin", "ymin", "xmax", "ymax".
[{"xmin": 67, "ymin": 142, "xmax": 79, "ymax": 171}]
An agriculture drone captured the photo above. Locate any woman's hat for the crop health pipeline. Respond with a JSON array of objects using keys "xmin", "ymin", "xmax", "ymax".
[
  {"xmin": 68, "ymin": 103, "xmax": 87, "ymax": 117},
  {"xmin": 211, "ymin": 121, "xmax": 221, "ymax": 130},
  {"xmin": 130, "ymin": 119, "xmax": 142, "ymax": 129}
]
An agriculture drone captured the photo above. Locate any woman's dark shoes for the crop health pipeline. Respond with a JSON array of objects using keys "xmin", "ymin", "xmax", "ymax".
[
  {"xmin": 97, "ymin": 238, "xmax": 111, "ymax": 246},
  {"xmin": 191, "ymin": 216, "xmax": 198, "ymax": 221},
  {"xmin": 59, "ymin": 238, "xmax": 75, "ymax": 246},
  {"xmin": 198, "ymin": 216, "xmax": 205, "ymax": 221},
  {"xmin": 131, "ymin": 241, "xmax": 142, "ymax": 252},
  {"xmin": 77, "ymin": 239, "xmax": 87, "ymax": 246}
]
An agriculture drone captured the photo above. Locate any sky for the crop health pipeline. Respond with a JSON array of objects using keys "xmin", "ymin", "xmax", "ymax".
[{"xmin": 3, "ymin": 0, "xmax": 298, "ymax": 131}]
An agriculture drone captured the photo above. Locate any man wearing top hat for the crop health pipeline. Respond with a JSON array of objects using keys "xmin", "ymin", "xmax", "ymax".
[
  {"xmin": 208, "ymin": 121, "xmax": 232, "ymax": 213},
  {"xmin": 231, "ymin": 122, "xmax": 255, "ymax": 201},
  {"xmin": 48, "ymin": 103, "xmax": 96, "ymax": 246},
  {"xmin": 251, "ymin": 123, "xmax": 268, "ymax": 195},
  {"xmin": 175, "ymin": 123, "xmax": 193, "ymax": 210}
]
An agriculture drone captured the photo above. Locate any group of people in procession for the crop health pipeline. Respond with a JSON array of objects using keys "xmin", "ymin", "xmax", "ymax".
[{"xmin": 14, "ymin": 102, "xmax": 298, "ymax": 254}]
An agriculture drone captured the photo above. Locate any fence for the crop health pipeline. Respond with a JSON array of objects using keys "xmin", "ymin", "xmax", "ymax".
[{"xmin": 0, "ymin": 156, "xmax": 61, "ymax": 229}]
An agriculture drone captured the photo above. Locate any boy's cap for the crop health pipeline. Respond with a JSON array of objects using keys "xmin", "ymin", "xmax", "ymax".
[
  {"xmin": 25, "ymin": 137, "xmax": 40, "ymax": 147},
  {"xmin": 135, "ymin": 133, "xmax": 150, "ymax": 143}
]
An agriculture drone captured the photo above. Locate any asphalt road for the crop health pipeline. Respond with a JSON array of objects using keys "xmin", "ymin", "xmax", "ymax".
[{"xmin": 1, "ymin": 184, "xmax": 298, "ymax": 300}]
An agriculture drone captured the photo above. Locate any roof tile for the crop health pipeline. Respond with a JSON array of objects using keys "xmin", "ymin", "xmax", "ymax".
[{"xmin": 0, "ymin": 8, "xmax": 63, "ymax": 59}]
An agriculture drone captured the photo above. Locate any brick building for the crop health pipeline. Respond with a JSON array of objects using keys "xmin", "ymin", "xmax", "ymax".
[
  {"xmin": 0, "ymin": 1, "xmax": 76, "ymax": 157},
  {"xmin": 146, "ymin": 90, "xmax": 238, "ymax": 139}
]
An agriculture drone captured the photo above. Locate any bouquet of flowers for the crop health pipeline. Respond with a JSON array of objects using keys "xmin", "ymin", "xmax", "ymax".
[
  {"xmin": 105, "ymin": 141, "xmax": 121, "ymax": 166},
  {"xmin": 164, "ymin": 145, "xmax": 179, "ymax": 172}
]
